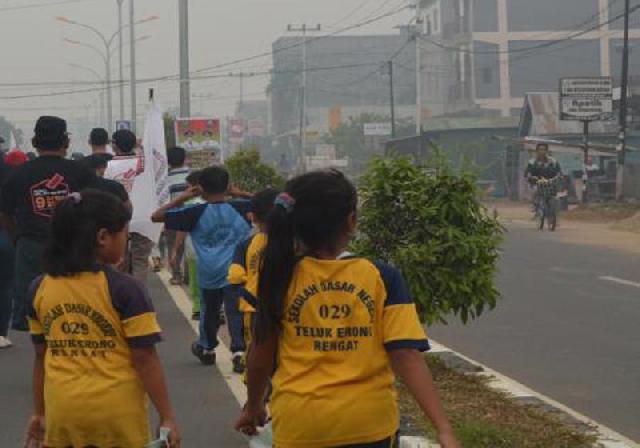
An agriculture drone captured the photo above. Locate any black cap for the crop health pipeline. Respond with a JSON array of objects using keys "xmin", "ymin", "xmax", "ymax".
[
  {"xmin": 33, "ymin": 116, "xmax": 68, "ymax": 151},
  {"xmin": 89, "ymin": 128, "xmax": 109, "ymax": 146},
  {"xmin": 112, "ymin": 129, "xmax": 137, "ymax": 153}
]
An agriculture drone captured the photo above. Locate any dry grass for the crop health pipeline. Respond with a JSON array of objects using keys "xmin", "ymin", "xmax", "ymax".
[
  {"xmin": 562, "ymin": 203, "xmax": 640, "ymax": 223},
  {"xmin": 397, "ymin": 355, "xmax": 596, "ymax": 448}
]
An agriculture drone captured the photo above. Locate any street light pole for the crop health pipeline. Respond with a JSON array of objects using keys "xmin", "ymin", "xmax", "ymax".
[
  {"xmin": 617, "ymin": 0, "xmax": 631, "ymax": 200},
  {"xmin": 415, "ymin": 0, "xmax": 423, "ymax": 139},
  {"xmin": 178, "ymin": 0, "xmax": 191, "ymax": 117},
  {"xmin": 129, "ymin": 0, "xmax": 137, "ymax": 132},
  {"xmin": 117, "ymin": 0, "xmax": 125, "ymax": 121}
]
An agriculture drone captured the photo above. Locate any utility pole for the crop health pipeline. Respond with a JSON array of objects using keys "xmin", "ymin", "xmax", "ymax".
[
  {"xmin": 287, "ymin": 23, "xmax": 321, "ymax": 166},
  {"xmin": 415, "ymin": 0, "xmax": 423, "ymax": 140},
  {"xmin": 616, "ymin": 0, "xmax": 631, "ymax": 200},
  {"xmin": 179, "ymin": 0, "xmax": 191, "ymax": 117},
  {"xmin": 388, "ymin": 60, "xmax": 396, "ymax": 138},
  {"xmin": 129, "ymin": 0, "xmax": 137, "ymax": 131},
  {"xmin": 117, "ymin": 0, "xmax": 125, "ymax": 120}
]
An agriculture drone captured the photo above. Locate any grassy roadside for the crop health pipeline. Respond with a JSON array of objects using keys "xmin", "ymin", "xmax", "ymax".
[
  {"xmin": 398, "ymin": 355, "xmax": 596, "ymax": 448},
  {"xmin": 562, "ymin": 202, "xmax": 640, "ymax": 223}
]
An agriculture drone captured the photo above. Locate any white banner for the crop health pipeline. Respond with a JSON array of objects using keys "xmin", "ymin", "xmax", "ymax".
[{"xmin": 105, "ymin": 100, "xmax": 169, "ymax": 242}]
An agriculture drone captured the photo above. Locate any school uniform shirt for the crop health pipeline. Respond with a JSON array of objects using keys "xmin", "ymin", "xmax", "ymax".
[
  {"xmin": 270, "ymin": 256, "xmax": 429, "ymax": 448},
  {"xmin": 0, "ymin": 155, "xmax": 93, "ymax": 241},
  {"xmin": 228, "ymin": 232, "xmax": 267, "ymax": 313},
  {"xmin": 165, "ymin": 200, "xmax": 251, "ymax": 290},
  {"xmin": 27, "ymin": 265, "xmax": 162, "ymax": 448}
]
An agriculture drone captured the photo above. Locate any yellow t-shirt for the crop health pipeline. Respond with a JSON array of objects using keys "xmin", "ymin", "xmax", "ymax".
[
  {"xmin": 28, "ymin": 265, "xmax": 162, "ymax": 448},
  {"xmin": 270, "ymin": 256, "xmax": 429, "ymax": 448},
  {"xmin": 228, "ymin": 232, "xmax": 267, "ymax": 313}
]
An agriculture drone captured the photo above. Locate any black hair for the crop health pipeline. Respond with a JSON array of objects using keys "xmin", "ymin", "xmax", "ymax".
[
  {"xmin": 44, "ymin": 189, "xmax": 131, "ymax": 277},
  {"xmin": 89, "ymin": 128, "xmax": 109, "ymax": 146},
  {"xmin": 536, "ymin": 143, "xmax": 549, "ymax": 151},
  {"xmin": 251, "ymin": 188, "xmax": 280, "ymax": 224},
  {"xmin": 186, "ymin": 170, "xmax": 202, "ymax": 186},
  {"xmin": 255, "ymin": 170, "xmax": 357, "ymax": 342},
  {"xmin": 167, "ymin": 146, "xmax": 187, "ymax": 168},
  {"xmin": 79, "ymin": 154, "xmax": 109, "ymax": 172},
  {"xmin": 199, "ymin": 166, "xmax": 229, "ymax": 194}
]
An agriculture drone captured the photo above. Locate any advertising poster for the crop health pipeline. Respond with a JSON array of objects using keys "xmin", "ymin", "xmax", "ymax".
[{"xmin": 175, "ymin": 118, "xmax": 221, "ymax": 152}]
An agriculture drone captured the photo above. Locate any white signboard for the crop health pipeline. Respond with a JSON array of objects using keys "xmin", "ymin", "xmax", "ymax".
[
  {"xmin": 559, "ymin": 77, "xmax": 614, "ymax": 121},
  {"xmin": 364, "ymin": 122, "xmax": 392, "ymax": 136}
]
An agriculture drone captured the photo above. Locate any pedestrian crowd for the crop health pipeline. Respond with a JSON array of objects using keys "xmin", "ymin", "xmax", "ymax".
[{"xmin": 0, "ymin": 116, "xmax": 459, "ymax": 448}]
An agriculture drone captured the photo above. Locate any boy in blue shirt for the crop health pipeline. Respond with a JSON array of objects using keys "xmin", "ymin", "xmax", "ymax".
[{"xmin": 152, "ymin": 166, "xmax": 251, "ymax": 368}]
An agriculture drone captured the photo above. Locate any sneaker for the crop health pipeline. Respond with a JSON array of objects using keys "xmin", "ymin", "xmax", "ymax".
[
  {"xmin": 191, "ymin": 342, "xmax": 216, "ymax": 365},
  {"xmin": 232, "ymin": 353, "xmax": 245, "ymax": 374},
  {"xmin": 191, "ymin": 311, "xmax": 201, "ymax": 321},
  {"xmin": 0, "ymin": 336, "xmax": 12, "ymax": 349}
]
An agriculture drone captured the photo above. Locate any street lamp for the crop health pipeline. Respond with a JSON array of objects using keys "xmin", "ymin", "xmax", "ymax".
[{"xmin": 56, "ymin": 14, "xmax": 158, "ymax": 132}]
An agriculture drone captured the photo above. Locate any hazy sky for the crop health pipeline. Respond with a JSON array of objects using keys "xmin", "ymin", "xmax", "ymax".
[{"xmin": 0, "ymin": 0, "xmax": 412, "ymax": 141}]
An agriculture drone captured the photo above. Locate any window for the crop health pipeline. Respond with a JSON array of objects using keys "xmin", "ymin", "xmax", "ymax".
[{"xmin": 482, "ymin": 67, "xmax": 493, "ymax": 84}]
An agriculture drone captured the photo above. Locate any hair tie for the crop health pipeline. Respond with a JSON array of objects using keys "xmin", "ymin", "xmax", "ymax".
[
  {"xmin": 275, "ymin": 192, "xmax": 295, "ymax": 214},
  {"xmin": 68, "ymin": 192, "xmax": 82, "ymax": 205}
]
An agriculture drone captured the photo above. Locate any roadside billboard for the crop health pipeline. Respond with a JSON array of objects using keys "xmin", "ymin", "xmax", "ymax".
[
  {"xmin": 559, "ymin": 77, "xmax": 614, "ymax": 121},
  {"xmin": 175, "ymin": 118, "xmax": 221, "ymax": 151}
]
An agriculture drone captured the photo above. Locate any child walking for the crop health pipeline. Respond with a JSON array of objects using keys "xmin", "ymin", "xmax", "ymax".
[
  {"xmin": 235, "ymin": 171, "xmax": 459, "ymax": 448},
  {"xmin": 25, "ymin": 190, "xmax": 180, "ymax": 448},
  {"xmin": 228, "ymin": 188, "xmax": 280, "ymax": 372},
  {"xmin": 152, "ymin": 166, "xmax": 251, "ymax": 369}
]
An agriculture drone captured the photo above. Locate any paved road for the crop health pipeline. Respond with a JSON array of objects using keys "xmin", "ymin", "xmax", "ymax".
[
  {"xmin": 429, "ymin": 223, "xmax": 640, "ymax": 442},
  {"xmin": 0, "ymin": 275, "xmax": 245, "ymax": 447}
]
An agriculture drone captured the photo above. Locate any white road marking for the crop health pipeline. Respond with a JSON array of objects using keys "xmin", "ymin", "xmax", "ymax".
[
  {"xmin": 157, "ymin": 270, "xmax": 248, "ymax": 406},
  {"xmin": 599, "ymin": 276, "xmax": 640, "ymax": 289}
]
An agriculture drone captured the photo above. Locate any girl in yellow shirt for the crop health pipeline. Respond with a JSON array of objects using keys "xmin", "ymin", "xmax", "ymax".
[
  {"xmin": 24, "ymin": 190, "xmax": 181, "ymax": 448},
  {"xmin": 235, "ymin": 170, "xmax": 459, "ymax": 448}
]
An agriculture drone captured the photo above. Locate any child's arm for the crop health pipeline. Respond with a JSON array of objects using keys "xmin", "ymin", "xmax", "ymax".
[
  {"xmin": 234, "ymin": 333, "xmax": 275, "ymax": 435},
  {"xmin": 131, "ymin": 346, "xmax": 181, "ymax": 447},
  {"xmin": 151, "ymin": 187, "xmax": 198, "ymax": 223},
  {"xmin": 25, "ymin": 344, "xmax": 46, "ymax": 446},
  {"xmin": 390, "ymin": 349, "xmax": 459, "ymax": 448}
]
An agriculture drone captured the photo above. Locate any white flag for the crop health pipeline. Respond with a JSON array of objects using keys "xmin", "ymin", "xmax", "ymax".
[{"xmin": 105, "ymin": 100, "xmax": 169, "ymax": 243}]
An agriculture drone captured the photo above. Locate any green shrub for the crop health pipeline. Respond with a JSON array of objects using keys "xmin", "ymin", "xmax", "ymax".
[
  {"xmin": 225, "ymin": 147, "xmax": 285, "ymax": 193},
  {"xmin": 355, "ymin": 156, "xmax": 504, "ymax": 324}
]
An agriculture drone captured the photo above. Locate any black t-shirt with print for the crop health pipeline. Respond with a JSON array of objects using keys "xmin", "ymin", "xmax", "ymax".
[{"xmin": 0, "ymin": 155, "xmax": 94, "ymax": 241}]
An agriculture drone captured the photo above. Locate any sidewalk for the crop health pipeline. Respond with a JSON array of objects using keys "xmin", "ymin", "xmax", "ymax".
[{"xmin": 149, "ymin": 274, "xmax": 246, "ymax": 447}]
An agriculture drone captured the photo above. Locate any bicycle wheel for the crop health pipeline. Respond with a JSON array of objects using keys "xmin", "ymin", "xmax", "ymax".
[
  {"xmin": 547, "ymin": 198, "xmax": 557, "ymax": 231},
  {"xmin": 538, "ymin": 203, "xmax": 545, "ymax": 230}
]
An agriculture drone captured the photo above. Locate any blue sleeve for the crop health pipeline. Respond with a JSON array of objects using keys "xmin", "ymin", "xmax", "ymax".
[
  {"xmin": 229, "ymin": 199, "xmax": 252, "ymax": 225},
  {"xmin": 372, "ymin": 261, "xmax": 414, "ymax": 307},
  {"xmin": 165, "ymin": 203, "xmax": 207, "ymax": 232}
]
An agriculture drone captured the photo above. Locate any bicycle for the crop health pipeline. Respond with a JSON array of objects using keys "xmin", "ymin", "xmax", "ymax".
[{"xmin": 533, "ymin": 178, "xmax": 558, "ymax": 231}]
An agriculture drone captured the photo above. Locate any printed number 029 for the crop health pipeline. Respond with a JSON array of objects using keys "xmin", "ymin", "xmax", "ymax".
[
  {"xmin": 319, "ymin": 304, "xmax": 351, "ymax": 320},
  {"xmin": 61, "ymin": 322, "xmax": 89, "ymax": 335}
]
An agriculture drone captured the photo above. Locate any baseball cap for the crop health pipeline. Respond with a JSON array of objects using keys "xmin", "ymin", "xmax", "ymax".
[
  {"xmin": 112, "ymin": 129, "xmax": 137, "ymax": 153},
  {"xmin": 33, "ymin": 116, "xmax": 68, "ymax": 151},
  {"xmin": 4, "ymin": 150, "xmax": 28, "ymax": 167},
  {"xmin": 89, "ymin": 128, "xmax": 109, "ymax": 146}
]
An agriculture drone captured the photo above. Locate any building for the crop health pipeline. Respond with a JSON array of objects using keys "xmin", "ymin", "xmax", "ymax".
[
  {"xmin": 270, "ymin": 29, "xmax": 417, "ymax": 140},
  {"xmin": 418, "ymin": 0, "xmax": 640, "ymax": 118}
]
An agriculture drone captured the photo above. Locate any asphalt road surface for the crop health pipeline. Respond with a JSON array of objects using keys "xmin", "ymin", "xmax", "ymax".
[
  {"xmin": 429, "ymin": 223, "xmax": 640, "ymax": 442},
  {"xmin": 0, "ymin": 275, "xmax": 245, "ymax": 447}
]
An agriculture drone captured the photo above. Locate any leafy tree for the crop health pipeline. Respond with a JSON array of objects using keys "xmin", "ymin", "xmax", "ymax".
[
  {"xmin": 354, "ymin": 155, "xmax": 504, "ymax": 325},
  {"xmin": 225, "ymin": 146, "xmax": 285, "ymax": 192}
]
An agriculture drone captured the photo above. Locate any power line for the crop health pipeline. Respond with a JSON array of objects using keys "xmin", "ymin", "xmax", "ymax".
[{"xmin": 0, "ymin": 0, "xmax": 99, "ymax": 11}]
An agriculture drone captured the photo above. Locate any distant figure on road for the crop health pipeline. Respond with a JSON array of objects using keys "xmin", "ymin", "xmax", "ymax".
[
  {"xmin": 79, "ymin": 154, "xmax": 130, "ymax": 207},
  {"xmin": 164, "ymin": 146, "xmax": 191, "ymax": 285},
  {"xmin": 525, "ymin": 143, "xmax": 562, "ymax": 187},
  {"xmin": 0, "ymin": 116, "xmax": 93, "ymax": 332},
  {"xmin": 234, "ymin": 171, "xmax": 459, "ymax": 448},
  {"xmin": 24, "ymin": 190, "xmax": 180, "ymax": 448}
]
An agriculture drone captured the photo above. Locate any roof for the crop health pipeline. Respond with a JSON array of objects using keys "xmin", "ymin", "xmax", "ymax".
[
  {"xmin": 519, "ymin": 92, "xmax": 618, "ymax": 137},
  {"xmin": 424, "ymin": 116, "xmax": 519, "ymax": 132}
]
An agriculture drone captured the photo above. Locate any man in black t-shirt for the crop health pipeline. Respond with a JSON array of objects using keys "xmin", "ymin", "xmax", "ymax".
[{"xmin": 0, "ymin": 116, "xmax": 93, "ymax": 331}]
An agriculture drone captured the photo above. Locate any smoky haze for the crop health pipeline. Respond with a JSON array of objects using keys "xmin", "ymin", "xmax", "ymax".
[{"xmin": 0, "ymin": 0, "xmax": 412, "ymax": 150}]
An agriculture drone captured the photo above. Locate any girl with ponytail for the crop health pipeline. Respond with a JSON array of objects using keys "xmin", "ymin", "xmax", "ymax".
[{"xmin": 235, "ymin": 170, "xmax": 458, "ymax": 448}]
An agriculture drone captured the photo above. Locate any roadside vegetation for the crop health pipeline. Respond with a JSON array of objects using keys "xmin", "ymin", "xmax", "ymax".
[{"xmin": 398, "ymin": 355, "xmax": 597, "ymax": 448}]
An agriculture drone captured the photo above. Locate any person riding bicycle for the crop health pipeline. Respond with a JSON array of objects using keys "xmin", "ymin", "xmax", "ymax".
[{"xmin": 525, "ymin": 143, "xmax": 562, "ymax": 198}]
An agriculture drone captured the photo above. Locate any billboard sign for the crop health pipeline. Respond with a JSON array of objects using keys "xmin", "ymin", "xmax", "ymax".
[
  {"xmin": 559, "ymin": 77, "xmax": 614, "ymax": 121},
  {"xmin": 364, "ymin": 122, "xmax": 392, "ymax": 136},
  {"xmin": 175, "ymin": 118, "xmax": 221, "ymax": 152},
  {"xmin": 115, "ymin": 120, "xmax": 132, "ymax": 131}
]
